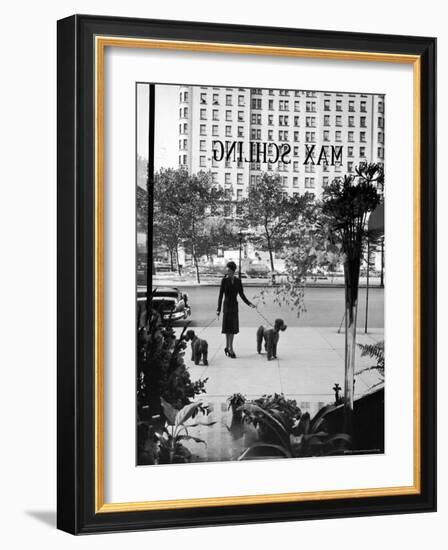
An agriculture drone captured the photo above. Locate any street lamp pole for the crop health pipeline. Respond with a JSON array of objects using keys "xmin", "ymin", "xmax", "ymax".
[{"xmin": 238, "ymin": 230, "xmax": 243, "ymax": 278}]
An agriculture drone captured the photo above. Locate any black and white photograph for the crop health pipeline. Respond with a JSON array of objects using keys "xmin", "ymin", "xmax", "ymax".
[{"xmin": 136, "ymin": 83, "xmax": 386, "ymax": 465}]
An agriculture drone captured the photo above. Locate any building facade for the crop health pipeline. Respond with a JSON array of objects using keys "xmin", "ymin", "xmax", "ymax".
[{"xmin": 178, "ymin": 85, "xmax": 385, "ymax": 200}]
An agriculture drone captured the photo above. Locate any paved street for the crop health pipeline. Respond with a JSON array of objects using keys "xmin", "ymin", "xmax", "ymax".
[{"xmin": 157, "ymin": 285, "xmax": 384, "ymax": 328}]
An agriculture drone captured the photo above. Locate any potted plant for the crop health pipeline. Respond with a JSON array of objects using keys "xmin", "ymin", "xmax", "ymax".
[{"xmin": 227, "ymin": 393, "xmax": 246, "ymax": 423}]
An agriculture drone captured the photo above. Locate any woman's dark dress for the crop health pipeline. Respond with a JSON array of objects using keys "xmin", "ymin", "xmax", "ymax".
[{"xmin": 217, "ymin": 276, "xmax": 252, "ymax": 334}]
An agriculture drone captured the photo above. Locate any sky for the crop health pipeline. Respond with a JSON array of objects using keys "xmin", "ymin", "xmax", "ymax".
[{"xmin": 137, "ymin": 83, "xmax": 179, "ymax": 169}]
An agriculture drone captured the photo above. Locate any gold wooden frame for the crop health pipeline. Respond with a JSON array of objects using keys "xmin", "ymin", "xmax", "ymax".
[{"xmin": 94, "ymin": 36, "xmax": 421, "ymax": 514}]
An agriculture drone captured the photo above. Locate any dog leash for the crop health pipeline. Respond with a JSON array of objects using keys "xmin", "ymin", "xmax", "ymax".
[
  {"xmin": 195, "ymin": 316, "xmax": 217, "ymax": 336},
  {"xmin": 254, "ymin": 305, "xmax": 274, "ymax": 328}
]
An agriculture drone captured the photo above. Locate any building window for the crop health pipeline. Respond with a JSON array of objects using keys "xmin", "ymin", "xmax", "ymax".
[
  {"xmin": 378, "ymin": 147, "xmax": 384, "ymax": 159},
  {"xmin": 306, "ymin": 116, "xmax": 315, "ymax": 127},
  {"xmin": 305, "ymin": 132, "xmax": 315, "ymax": 143},
  {"xmin": 293, "ymin": 177, "xmax": 299, "ymax": 187},
  {"xmin": 336, "ymin": 115, "xmax": 342, "ymax": 127},
  {"xmin": 293, "ymin": 146, "xmax": 299, "ymax": 156},
  {"xmin": 268, "ymin": 99, "xmax": 274, "ymax": 110},
  {"xmin": 212, "ymin": 158, "xmax": 219, "ymax": 168},
  {"xmin": 378, "ymin": 116, "xmax": 384, "ymax": 128},
  {"xmin": 225, "ymin": 126, "xmax": 232, "ymax": 137},
  {"xmin": 322, "ymin": 176, "xmax": 329, "ymax": 186},
  {"xmin": 200, "ymin": 109, "xmax": 207, "ymax": 120},
  {"xmin": 237, "ymin": 173, "xmax": 243, "ymax": 185},
  {"xmin": 378, "ymin": 100, "xmax": 384, "ymax": 113},
  {"xmin": 279, "ymin": 100, "xmax": 289, "ymax": 111},
  {"xmin": 305, "ymin": 177, "xmax": 315, "ymax": 188},
  {"xmin": 293, "ymin": 161, "xmax": 299, "ymax": 172},
  {"xmin": 306, "ymin": 101, "xmax": 316, "ymax": 112},
  {"xmin": 294, "ymin": 116, "xmax": 300, "ymax": 126},
  {"xmin": 225, "ymin": 159, "xmax": 231, "ymax": 168},
  {"xmin": 200, "ymin": 92, "xmax": 207, "ymax": 104},
  {"xmin": 360, "ymin": 101, "xmax": 367, "ymax": 112},
  {"xmin": 348, "ymin": 131, "xmax": 354, "ymax": 142},
  {"xmin": 294, "ymin": 131, "xmax": 300, "ymax": 142},
  {"xmin": 294, "ymin": 101, "xmax": 300, "ymax": 112},
  {"xmin": 252, "ymin": 113, "xmax": 262, "ymax": 124},
  {"xmin": 237, "ymin": 111, "xmax": 244, "ymax": 122},
  {"xmin": 348, "ymin": 146, "xmax": 354, "ymax": 157},
  {"xmin": 226, "ymin": 95, "xmax": 232, "ymax": 106},
  {"xmin": 280, "ymin": 89, "xmax": 290, "ymax": 96},
  {"xmin": 238, "ymin": 127, "xmax": 244, "ymax": 138},
  {"xmin": 360, "ymin": 116, "xmax": 367, "ymax": 128},
  {"xmin": 238, "ymin": 95, "xmax": 245, "ymax": 106},
  {"xmin": 212, "ymin": 109, "xmax": 219, "ymax": 121},
  {"xmin": 200, "ymin": 124, "xmax": 206, "ymax": 136},
  {"xmin": 349, "ymin": 100, "xmax": 355, "ymax": 112},
  {"xmin": 200, "ymin": 140, "xmax": 206, "ymax": 151},
  {"xmin": 212, "ymin": 172, "xmax": 218, "ymax": 184},
  {"xmin": 251, "ymin": 128, "xmax": 261, "ymax": 140},
  {"xmin": 268, "ymin": 114, "xmax": 274, "ymax": 125},
  {"xmin": 335, "ymin": 130, "xmax": 342, "ymax": 142},
  {"xmin": 251, "ymin": 98, "xmax": 262, "ymax": 109},
  {"xmin": 213, "ymin": 93, "xmax": 219, "ymax": 105},
  {"xmin": 324, "ymin": 99, "xmax": 331, "ymax": 111},
  {"xmin": 336, "ymin": 100, "xmax": 342, "ymax": 111},
  {"xmin": 268, "ymin": 130, "xmax": 274, "ymax": 141},
  {"xmin": 360, "ymin": 146, "xmax": 366, "ymax": 157},
  {"xmin": 348, "ymin": 116, "xmax": 355, "ymax": 127},
  {"xmin": 360, "ymin": 131, "xmax": 366, "ymax": 142},
  {"xmin": 347, "ymin": 161, "xmax": 354, "ymax": 173},
  {"xmin": 378, "ymin": 131, "xmax": 384, "ymax": 143},
  {"xmin": 200, "ymin": 156, "xmax": 206, "ymax": 167},
  {"xmin": 225, "ymin": 173, "xmax": 231, "ymax": 184},
  {"xmin": 226, "ymin": 110, "xmax": 232, "ymax": 121},
  {"xmin": 323, "ymin": 130, "xmax": 330, "ymax": 142},
  {"xmin": 305, "ymin": 164, "xmax": 315, "ymax": 173},
  {"xmin": 212, "ymin": 125, "xmax": 218, "ymax": 136}
]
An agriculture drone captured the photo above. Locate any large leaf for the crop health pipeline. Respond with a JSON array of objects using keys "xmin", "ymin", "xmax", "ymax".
[
  {"xmin": 310, "ymin": 404, "xmax": 336, "ymax": 433},
  {"xmin": 175, "ymin": 401, "xmax": 204, "ymax": 426},
  {"xmin": 177, "ymin": 435, "xmax": 207, "ymax": 445},
  {"xmin": 160, "ymin": 397, "xmax": 177, "ymax": 425},
  {"xmin": 242, "ymin": 403, "xmax": 290, "ymax": 448},
  {"xmin": 238, "ymin": 443, "xmax": 292, "ymax": 460}
]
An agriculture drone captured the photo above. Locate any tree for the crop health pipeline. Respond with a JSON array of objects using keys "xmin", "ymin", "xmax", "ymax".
[
  {"xmin": 154, "ymin": 168, "xmax": 224, "ymax": 283},
  {"xmin": 321, "ymin": 162, "xmax": 382, "ymax": 436},
  {"xmin": 272, "ymin": 162, "xmax": 383, "ymax": 442},
  {"xmin": 245, "ymin": 172, "xmax": 313, "ymax": 273}
]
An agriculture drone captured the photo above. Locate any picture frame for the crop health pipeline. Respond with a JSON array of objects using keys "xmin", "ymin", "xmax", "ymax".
[{"xmin": 57, "ymin": 14, "xmax": 436, "ymax": 534}]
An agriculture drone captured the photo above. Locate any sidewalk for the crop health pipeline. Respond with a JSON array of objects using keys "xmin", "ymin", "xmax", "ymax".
[
  {"xmin": 175, "ymin": 325, "xmax": 384, "ymax": 462},
  {"xmin": 148, "ymin": 275, "xmax": 382, "ymax": 288},
  {"xmin": 177, "ymin": 326, "xmax": 384, "ymax": 403}
]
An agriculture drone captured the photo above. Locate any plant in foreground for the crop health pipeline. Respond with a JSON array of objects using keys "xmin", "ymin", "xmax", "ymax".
[
  {"xmin": 155, "ymin": 398, "xmax": 216, "ymax": 464},
  {"xmin": 238, "ymin": 403, "xmax": 350, "ymax": 460}
]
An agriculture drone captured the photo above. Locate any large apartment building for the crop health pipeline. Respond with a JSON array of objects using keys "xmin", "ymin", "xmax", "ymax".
[{"xmin": 178, "ymin": 85, "xmax": 385, "ymax": 200}]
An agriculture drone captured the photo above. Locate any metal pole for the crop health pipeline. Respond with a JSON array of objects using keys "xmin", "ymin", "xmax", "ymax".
[
  {"xmin": 238, "ymin": 232, "xmax": 242, "ymax": 277},
  {"xmin": 364, "ymin": 238, "xmax": 370, "ymax": 334},
  {"xmin": 146, "ymin": 84, "xmax": 155, "ymax": 316},
  {"xmin": 380, "ymin": 236, "xmax": 384, "ymax": 287}
]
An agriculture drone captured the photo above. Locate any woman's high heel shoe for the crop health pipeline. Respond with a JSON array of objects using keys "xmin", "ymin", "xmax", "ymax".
[
  {"xmin": 229, "ymin": 350, "xmax": 236, "ymax": 359},
  {"xmin": 224, "ymin": 347, "xmax": 230, "ymax": 356}
]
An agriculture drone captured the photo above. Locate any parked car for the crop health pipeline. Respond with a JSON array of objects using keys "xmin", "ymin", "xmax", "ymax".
[{"xmin": 151, "ymin": 287, "xmax": 191, "ymax": 322}]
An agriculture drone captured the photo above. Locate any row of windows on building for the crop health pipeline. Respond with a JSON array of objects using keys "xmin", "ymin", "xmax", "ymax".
[
  {"xmin": 196, "ymin": 109, "xmax": 384, "ymax": 128},
  {"xmin": 181, "ymin": 125, "xmax": 384, "ymax": 145}
]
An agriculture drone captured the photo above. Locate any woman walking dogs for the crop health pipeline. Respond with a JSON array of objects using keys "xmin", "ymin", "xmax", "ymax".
[{"xmin": 216, "ymin": 261, "xmax": 256, "ymax": 358}]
